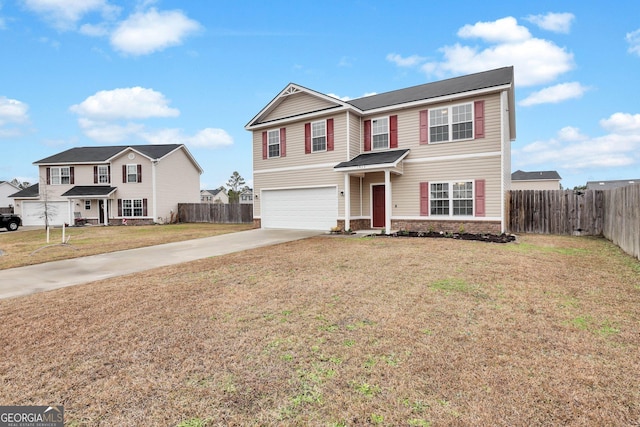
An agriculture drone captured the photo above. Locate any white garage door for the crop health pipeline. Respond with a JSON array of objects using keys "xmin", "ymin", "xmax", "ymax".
[
  {"xmin": 262, "ymin": 187, "xmax": 337, "ymax": 230},
  {"xmin": 21, "ymin": 201, "xmax": 69, "ymax": 226}
]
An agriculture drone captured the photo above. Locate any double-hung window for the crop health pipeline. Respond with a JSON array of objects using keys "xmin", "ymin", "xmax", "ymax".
[
  {"xmin": 126, "ymin": 164, "xmax": 138, "ymax": 183},
  {"xmin": 267, "ymin": 129, "xmax": 280, "ymax": 158},
  {"xmin": 50, "ymin": 167, "xmax": 71, "ymax": 185},
  {"xmin": 98, "ymin": 165, "xmax": 110, "ymax": 183},
  {"xmin": 311, "ymin": 121, "xmax": 326, "ymax": 152},
  {"xmin": 430, "ymin": 181, "xmax": 474, "ymax": 216},
  {"xmin": 122, "ymin": 199, "xmax": 144, "ymax": 217},
  {"xmin": 372, "ymin": 117, "xmax": 389, "ymax": 150},
  {"xmin": 429, "ymin": 103, "xmax": 473, "ymax": 143}
]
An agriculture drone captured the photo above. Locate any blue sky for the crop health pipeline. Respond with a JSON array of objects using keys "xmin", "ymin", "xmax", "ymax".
[{"xmin": 1, "ymin": 0, "xmax": 639, "ymax": 190}]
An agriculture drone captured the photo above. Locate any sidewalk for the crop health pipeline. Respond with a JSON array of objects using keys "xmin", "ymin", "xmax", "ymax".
[{"xmin": 0, "ymin": 228, "xmax": 321, "ymax": 300}]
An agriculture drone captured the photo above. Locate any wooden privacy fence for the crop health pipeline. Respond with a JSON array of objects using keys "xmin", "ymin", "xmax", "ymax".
[
  {"xmin": 509, "ymin": 190, "xmax": 604, "ymax": 235},
  {"xmin": 509, "ymin": 187, "xmax": 640, "ymax": 260},
  {"xmin": 178, "ymin": 203, "xmax": 253, "ymax": 224}
]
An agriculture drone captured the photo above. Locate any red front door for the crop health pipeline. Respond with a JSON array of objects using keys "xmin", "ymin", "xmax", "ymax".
[{"xmin": 372, "ymin": 185, "xmax": 385, "ymax": 228}]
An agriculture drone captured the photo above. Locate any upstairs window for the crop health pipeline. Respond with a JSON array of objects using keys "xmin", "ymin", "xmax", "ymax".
[
  {"xmin": 98, "ymin": 165, "xmax": 110, "ymax": 183},
  {"xmin": 50, "ymin": 167, "xmax": 71, "ymax": 185},
  {"xmin": 372, "ymin": 117, "xmax": 389, "ymax": 150},
  {"xmin": 311, "ymin": 121, "xmax": 326, "ymax": 152},
  {"xmin": 126, "ymin": 164, "xmax": 138, "ymax": 183},
  {"xmin": 429, "ymin": 102, "xmax": 473, "ymax": 143},
  {"xmin": 268, "ymin": 129, "xmax": 280, "ymax": 158}
]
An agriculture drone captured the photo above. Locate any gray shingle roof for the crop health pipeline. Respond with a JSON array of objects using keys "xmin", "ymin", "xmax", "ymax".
[
  {"xmin": 586, "ymin": 179, "xmax": 640, "ymax": 190},
  {"xmin": 9, "ymin": 184, "xmax": 39, "ymax": 198},
  {"xmin": 335, "ymin": 149, "xmax": 410, "ymax": 169},
  {"xmin": 61, "ymin": 186, "xmax": 117, "ymax": 197},
  {"xmin": 347, "ymin": 67, "xmax": 514, "ymax": 111},
  {"xmin": 34, "ymin": 144, "xmax": 182, "ymax": 164},
  {"xmin": 511, "ymin": 170, "xmax": 562, "ymax": 181}
]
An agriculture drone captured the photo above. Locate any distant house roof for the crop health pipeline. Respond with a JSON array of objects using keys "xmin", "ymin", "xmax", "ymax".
[
  {"xmin": 335, "ymin": 149, "xmax": 410, "ymax": 170},
  {"xmin": 347, "ymin": 67, "xmax": 514, "ymax": 111},
  {"xmin": 33, "ymin": 144, "xmax": 203, "ymax": 174},
  {"xmin": 511, "ymin": 170, "xmax": 562, "ymax": 181},
  {"xmin": 9, "ymin": 183, "xmax": 39, "ymax": 198},
  {"xmin": 202, "ymin": 189, "xmax": 224, "ymax": 196},
  {"xmin": 586, "ymin": 179, "xmax": 640, "ymax": 190},
  {"xmin": 61, "ymin": 186, "xmax": 117, "ymax": 197}
]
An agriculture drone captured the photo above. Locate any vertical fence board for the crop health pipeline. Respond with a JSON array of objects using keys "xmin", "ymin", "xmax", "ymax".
[{"xmin": 178, "ymin": 203, "xmax": 253, "ymax": 224}]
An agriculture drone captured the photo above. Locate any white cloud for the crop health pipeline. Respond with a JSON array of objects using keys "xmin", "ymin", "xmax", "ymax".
[
  {"xmin": 519, "ymin": 82, "xmax": 588, "ymax": 106},
  {"xmin": 514, "ymin": 114, "xmax": 640, "ymax": 170},
  {"xmin": 525, "ymin": 12, "xmax": 575, "ymax": 33},
  {"xmin": 70, "ymin": 87, "xmax": 180, "ymax": 120},
  {"xmin": 110, "ymin": 8, "xmax": 201, "ymax": 55},
  {"xmin": 391, "ymin": 16, "xmax": 575, "ymax": 87},
  {"xmin": 386, "ymin": 53, "xmax": 426, "ymax": 67},
  {"xmin": 0, "ymin": 96, "xmax": 29, "ymax": 125},
  {"xmin": 21, "ymin": 0, "xmax": 120, "ymax": 31},
  {"xmin": 70, "ymin": 88, "xmax": 232, "ymax": 148},
  {"xmin": 458, "ymin": 17, "xmax": 531, "ymax": 43},
  {"xmin": 327, "ymin": 93, "xmax": 351, "ymax": 101},
  {"xmin": 600, "ymin": 112, "xmax": 640, "ymax": 134},
  {"xmin": 626, "ymin": 29, "xmax": 640, "ymax": 56}
]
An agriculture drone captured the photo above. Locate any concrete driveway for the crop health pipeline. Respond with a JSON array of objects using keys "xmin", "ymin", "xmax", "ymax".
[{"xmin": 0, "ymin": 228, "xmax": 322, "ymax": 300}]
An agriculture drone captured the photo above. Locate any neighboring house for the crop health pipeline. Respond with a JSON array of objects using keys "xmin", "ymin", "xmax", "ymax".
[
  {"xmin": 245, "ymin": 67, "xmax": 516, "ymax": 233},
  {"xmin": 201, "ymin": 188, "xmax": 229, "ymax": 204},
  {"xmin": 586, "ymin": 179, "xmax": 639, "ymax": 190},
  {"xmin": 11, "ymin": 144, "xmax": 202, "ymax": 227},
  {"xmin": 0, "ymin": 181, "xmax": 20, "ymax": 208},
  {"xmin": 239, "ymin": 188, "xmax": 253, "ymax": 204},
  {"xmin": 511, "ymin": 170, "xmax": 562, "ymax": 190}
]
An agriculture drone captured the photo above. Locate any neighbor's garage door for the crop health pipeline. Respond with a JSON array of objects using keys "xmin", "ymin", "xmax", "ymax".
[
  {"xmin": 261, "ymin": 187, "xmax": 337, "ymax": 230},
  {"xmin": 21, "ymin": 201, "xmax": 69, "ymax": 226}
]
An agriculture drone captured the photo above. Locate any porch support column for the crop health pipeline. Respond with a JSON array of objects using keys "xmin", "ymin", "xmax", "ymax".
[
  {"xmin": 384, "ymin": 170, "xmax": 392, "ymax": 233},
  {"xmin": 344, "ymin": 173, "xmax": 350, "ymax": 231},
  {"xmin": 102, "ymin": 198, "xmax": 108, "ymax": 226}
]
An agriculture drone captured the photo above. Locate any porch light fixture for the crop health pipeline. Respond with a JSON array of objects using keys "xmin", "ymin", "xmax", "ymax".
[{"xmin": 340, "ymin": 191, "xmax": 344, "ymax": 196}]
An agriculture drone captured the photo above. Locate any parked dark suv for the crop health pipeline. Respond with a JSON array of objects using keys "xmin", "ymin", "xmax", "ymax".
[{"xmin": 0, "ymin": 213, "xmax": 22, "ymax": 231}]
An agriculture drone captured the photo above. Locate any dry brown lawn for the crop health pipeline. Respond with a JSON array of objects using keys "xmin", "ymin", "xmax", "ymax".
[
  {"xmin": 0, "ymin": 233, "xmax": 639, "ymax": 426},
  {"xmin": 0, "ymin": 223, "xmax": 253, "ymax": 270}
]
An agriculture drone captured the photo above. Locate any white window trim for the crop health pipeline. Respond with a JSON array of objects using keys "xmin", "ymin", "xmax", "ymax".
[
  {"xmin": 429, "ymin": 180, "xmax": 475, "ymax": 217},
  {"xmin": 50, "ymin": 166, "xmax": 71, "ymax": 185},
  {"xmin": 311, "ymin": 120, "xmax": 327, "ymax": 153},
  {"xmin": 428, "ymin": 102, "xmax": 474, "ymax": 144},
  {"xmin": 371, "ymin": 116, "xmax": 389, "ymax": 150},
  {"xmin": 122, "ymin": 198, "xmax": 144, "ymax": 217},
  {"xmin": 267, "ymin": 129, "xmax": 280, "ymax": 158},
  {"xmin": 84, "ymin": 200, "xmax": 91, "ymax": 210},
  {"xmin": 98, "ymin": 165, "xmax": 109, "ymax": 183},
  {"xmin": 126, "ymin": 164, "xmax": 138, "ymax": 183}
]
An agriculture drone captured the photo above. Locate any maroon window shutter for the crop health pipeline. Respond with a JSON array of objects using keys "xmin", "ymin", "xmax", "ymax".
[
  {"xmin": 364, "ymin": 120, "xmax": 371, "ymax": 151},
  {"xmin": 327, "ymin": 118, "xmax": 334, "ymax": 151},
  {"xmin": 262, "ymin": 131, "xmax": 268, "ymax": 159},
  {"xmin": 475, "ymin": 179, "xmax": 486, "ymax": 217},
  {"xmin": 46, "ymin": 167, "xmax": 51, "ymax": 185},
  {"xmin": 122, "ymin": 165, "xmax": 127, "ymax": 183},
  {"xmin": 280, "ymin": 128, "xmax": 286, "ymax": 157},
  {"xmin": 93, "ymin": 166, "xmax": 98, "ymax": 184},
  {"xmin": 107, "ymin": 165, "xmax": 111, "ymax": 183},
  {"xmin": 390, "ymin": 115, "xmax": 398, "ymax": 148},
  {"xmin": 419, "ymin": 110, "xmax": 428, "ymax": 144},
  {"xmin": 70, "ymin": 167, "xmax": 75, "ymax": 184},
  {"xmin": 137, "ymin": 164, "xmax": 142, "ymax": 182},
  {"xmin": 143, "ymin": 199, "xmax": 148, "ymax": 216},
  {"xmin": 305, "ymin": 123, "xmax": 311, "ymax": 154},
  {"xmin": 118, "ymin": 199, "xmax": 122, "ymax": 216},
  {"xmin": 420, "ymin": 182, "xmax": 429, "ymax": 216},
  {"xmin": 474, "ymin": 100, "xmax": 485, "ymax": 139}
]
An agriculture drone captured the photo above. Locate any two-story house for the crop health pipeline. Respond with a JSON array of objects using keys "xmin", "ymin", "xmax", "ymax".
[
  {"xmin": 200, "ymin": 188, "xmax": 229, "ymax": 204},
  {"xmin": 11, "ymin": 144, "xmax": 202, "ymax": 226},
  {"xmin": 245, "ymin": 67, "xmax": 516, "ymax": 233}
]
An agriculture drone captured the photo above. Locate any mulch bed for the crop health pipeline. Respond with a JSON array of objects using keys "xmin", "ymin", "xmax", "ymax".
[{"xmin": 390, "ymin": 230, "xmax": 517, "ymax": 243}]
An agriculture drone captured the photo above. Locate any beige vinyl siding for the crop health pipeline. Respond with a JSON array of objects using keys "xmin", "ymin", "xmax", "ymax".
[
  {"xmin": 392, "ymin": 156, "xmax": 503, "ymax": 218},
  {"xmin": 347, "ymin": 111, "xmax": 361, "ymax": 160},
  {"xmin": 348, "ymin": 175, "xmax": 363, "ymax": 217},
  {"xmin": 111, "ymin": 154, "xmax": 153, "ymax": 205},
  {"xmin": 501, "ymin": 90, "xmax": 513, "ymax": 192},
  {"xmin": 154, "ymin": 148, "xmax": 201, "ymax": 221},
  {"xmin": 253, "ymin": 114, "xmax": 348, "ymax": 172},
  {"xmin": 262, "ymin": 92, "xmax": 339, "ymax": 122}
]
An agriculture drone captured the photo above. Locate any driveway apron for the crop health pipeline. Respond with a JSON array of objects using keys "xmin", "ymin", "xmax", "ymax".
[{"xmin": 0, "ymin": 229, "xmax": 321, "ymax": 300}]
